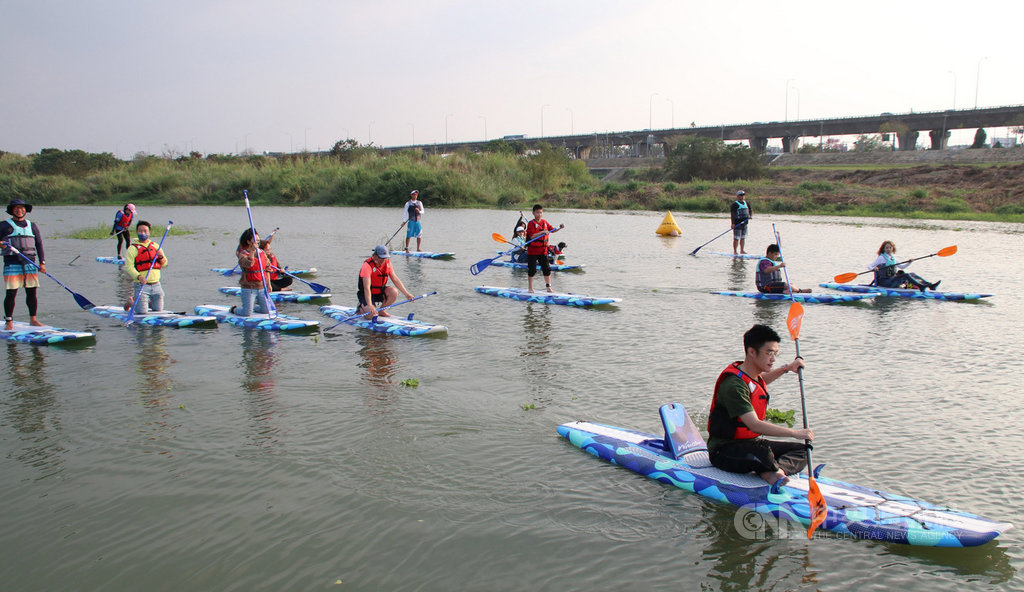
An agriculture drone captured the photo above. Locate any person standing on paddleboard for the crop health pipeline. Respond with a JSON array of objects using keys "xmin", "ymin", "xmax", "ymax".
[
  {"xmin": 869, "ymin": 240, "xmax": 939, "ymax": 291},
  {"xmin": 1, "ymin": 199, "xmax": 46, "ymax": 330},
  {"xmin": 403, "ymin": 190, "xmax": 424, "ymax": 252},
  {"xmin": 526, "ymin": 204, "xmax": 564, "ymax": 293},
  {"xmin": 707, "ymin": 324, "xmax": 813, "ymax": 487},
  {"xmin": 357, "ymin": 245, "xmax": 414, "ymax": 318},
  {"xmin": 124, "ymin": 221, "xmax": 168, "ymax": 313},
  {"xmin": 233, "ymin": 228, "xmax": 271, "ymax": 317},
  {"xmin": 756, "ymin": 244, "xmax": 811, "ymax": 294},
  {"xmin": 731, "ymin": 190, "xmax": 751, "ymax": 255},
  {"xmin": 109, "ymin": 203, "xmax": 135, "ymax": 260}
]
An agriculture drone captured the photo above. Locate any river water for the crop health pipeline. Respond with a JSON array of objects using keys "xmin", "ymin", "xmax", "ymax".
[{"xmin": 1, "ymin": 205, "xmax": 1021, "ymax": 591}]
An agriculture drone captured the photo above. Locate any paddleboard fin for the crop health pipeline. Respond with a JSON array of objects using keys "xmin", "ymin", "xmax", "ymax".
[{"xmin": 659, "ymin": 403, "xmax": 707, "ymax": 459}]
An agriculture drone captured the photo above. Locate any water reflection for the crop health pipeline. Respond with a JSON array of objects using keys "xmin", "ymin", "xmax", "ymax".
[
  {"xmin": 727, "ymin": 258, "xmax": 749, "ymax": 291},
  {"xmin": 752, "ymin": 300, "xmax": 785, "ymax": 327},
  {"xmin": 240, "ymin": 330, "xmax": 282, "ymax": 450},
  {"xmin": 4, "ymin": 344, "xmax": 64, "ymax": 478},
  {"xmin": 519, "ymin": 304, "xmax": 556, "ymax": 400},
  {"xmin": 132, "ymin": 327, "xmax": 182, "ymax": 454},
  {"xmin": 356, "ymin": 332, "xmax": 399, "ymax": 412}
]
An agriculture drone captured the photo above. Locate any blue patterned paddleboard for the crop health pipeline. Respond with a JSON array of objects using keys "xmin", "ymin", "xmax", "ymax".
[
  {"xmin": 390, "ymin": 251, "xmax": 455, "ymax": 259},
  {"xmin": 194, "ymin": 305, "xmax": 320, "ymax": 332},
  {"xmin": 218, "ymin": 286, "xmax": 331, "ymax": 303},
  {"xmin": 211, "ymin": 267, "xmax": 317, "ymax": 277},
  {"xmin": 818, "ymin": 283, "xmax": 992, "ymax": 301},
  {"xmin": 707, "ymin": 252, "xmax": 761, "ymax": 260},
  {"xmin": 711, "ymin": 290, "xmax": 876, "ymax": 304},
  {"xmin": 474, "ymin": 286, "xmax": 621, "ymax": 307},
  {"xmin": 319, "ymin": 305, "xmax": 447, "ymax": 336},
  {"xmin": 95, "ymin": 256, "xmax": 125, "ymax": 265},
  {"xmin": 488, "ymin": 260, "xmax": 584, "ymax": 272},
  {"xmin": 0, "ymin": 321, "xmax": 95, "ymax": 345},
  {"xmin": 558, "ymin": 403, "xmax": 1013, "ymax": 547},
  {"xmin": 90, "ymin": 306, "xmax": 218, "ymax": 328}
]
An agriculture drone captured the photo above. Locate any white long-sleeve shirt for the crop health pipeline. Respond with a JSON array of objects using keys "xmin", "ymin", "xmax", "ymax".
[{"xmin": 403, "ymin": 200, "xmax": 424, "ymax": 222}]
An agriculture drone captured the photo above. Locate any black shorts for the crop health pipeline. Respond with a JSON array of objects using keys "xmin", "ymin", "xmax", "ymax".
[
  {"xmin": 356, "ymin": 291, "xmax": 384, "ymax": 307},
  {"xmin": 527, "ymin": 254, "xmax": 551, "ymax": 277},
  {"xmin": 710, "ymin": 438, "xmax": 808, "ymax": 476}
]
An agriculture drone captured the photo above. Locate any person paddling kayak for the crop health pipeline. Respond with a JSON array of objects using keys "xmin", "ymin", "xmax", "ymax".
[{"xmin": 869, "ymin": 240, "xmax": 940, "ymax": 291}]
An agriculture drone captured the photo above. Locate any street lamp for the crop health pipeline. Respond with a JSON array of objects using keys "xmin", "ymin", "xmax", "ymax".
[
  {"xmin": 408, "ymin": 123, "xmax": 415, "ymax": 145},
  {"xmin": 244, "ymin": 133, "xmax": 251, "ymax": 153},
  {"xmin": 948, "ymin": 70, "xmax": 957, "ymax": 110},
  {"xmin": 445, "ymin": 113, "xmax": 454, "ymax": 144},
  {"xmin": 785, "ymin": 79, "xmax": 795, "ymax": 121},
  {"xmin": 566, "ymin": 108, "xmax": 574, "ymax": 135},
  {"xmin": 368, "ymin": 121, "xmax": 374, "ymax": 144},
  {"xmin": 649, "ymin": 92, "xmax": 660, "ymax": 130},
  {"xmin": 541, "ymin": 104, "xmax": 550, "ymax": 137},
  {"xmin": 665, "ymin": 98, "xmax": 674, "ymax": 129},
  {"xmin": 974, "ymin": 56, "xmax": 988, "ymax": 109},
  {"xmin": 478, "ymin": 116, "xmax": 487, "ymax": 141},
  {"xmin": 304, "ymin": 127, "xmax": 310, "ymax": 152},
  {"xmin": 792, "ymin": 87, "xmax": 800, "ymax": 120}
]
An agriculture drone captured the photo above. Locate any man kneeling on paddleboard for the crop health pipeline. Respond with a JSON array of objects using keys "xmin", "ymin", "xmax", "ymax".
[
  {"xmin": 357, "ymin": 245, "xmax": 414, "ymax": 318},
  {"xmin": 707, "ymin": 324, "xmax": 814, "ymax": 487}
]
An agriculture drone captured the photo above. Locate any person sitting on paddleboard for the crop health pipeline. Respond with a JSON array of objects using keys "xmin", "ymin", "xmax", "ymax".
[
  {"xmin": 731, "ymin": 190, "xmax": 750, "ymax": 255},
  {"xmin": 403, "ymin": 190, "xmax": 424, "ymax": 252},
  {"xmin": 708, "ymin": 324, "xmax": 813, "ymax": 487},
  {"xmin": 260, "ymin": 236, "xmax": 293, "ymax": 292},
  {"xmin": 109, "ymin": 203, "xmax": 135, "ymax": 260},
  {"xmin": 526, "ymin": 204, "xmax": 564, "ymax": 293},
  {"xmin": 511, "ymin": 225, "xmax": 528, "ymax": 264},
  {"xmin": 124, "ymin": 221, "xmax": 167, "ymax": 313},
  {"xmin": 869, "ymin": 240, "xmax": 939, "ymax": 291},
  {"xmin": 357, "ymin": 245, "xmax": 414, "ymax": 318},
  {"xmin": 756, "ymin": 244, "xmax": 811, "ymax": 294},
  {"xmin": 233, "ymin": 228, "xmax": 271, "ymax": 317}
]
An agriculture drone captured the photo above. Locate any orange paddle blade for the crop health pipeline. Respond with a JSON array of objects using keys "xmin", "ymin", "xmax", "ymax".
[
  {"xmin": 806, "ymin": 476, "xmax": 827, "ymax": 539},
  {"xmin": 492, "ymin": 233, "xmax": 508, "ymax": 244},
  {"xmin": 832, "ymin": 272, "xmax": 859, "ymax": 284},
  {"xmin": 937, "ymin": 245, "xmax": 958, "ymax": 257},
  {"xmin": 786, "ymin": 302, "xmax": 805, "ymax": 341}
]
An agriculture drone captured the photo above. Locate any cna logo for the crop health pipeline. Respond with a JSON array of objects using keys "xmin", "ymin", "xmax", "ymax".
[{"xmin": 733, "ymin": 505, "xmax": 851, "ymax": 540}]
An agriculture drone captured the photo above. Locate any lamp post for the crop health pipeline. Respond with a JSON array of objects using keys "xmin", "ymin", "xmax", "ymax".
[
  {"xmin": 792, "ymin": 87, "xmax": 800, "ymax": 120},
  {"xmin": 478, "ymin": 116, "xmax": 487, "ymax": 141},
  {"xmin": 445, "ymin": 113, "xmax": 454, "ymax": 144},
  {"xmin": 408, "ymin": 123, "xmax": 415, "ymax": 145},
  {"xmin": 974, "ymin": 56, "xmax": 987, "ymax": 109},
  {"xmin": 541, "ymin": 104, "xmax": 550, "ymax": 137},
  {"xmin": 304, "ymin": 127, "xmax": 310, "ymax": 152},
  {"xmin": 368, "ymin": 121, "xmax": 374, "ymax": 144},
  {"xmin": 947, "ymin": 70, "xmax": 957, "ymax": 110},
  {"xmin": 665, "ymin": 97, "xmax": 674, "ymax": 129},
  {"xmin": 566, "ymin": 108, "xmax": 573, "ymax": 135},
  {"xmin": 649, "ymin": 92, "xmax": 660, "ymax": 130},
  {"xmin": 244, "ymin": 133, "xmax": 251, "ymax": 153},
  {"xmin": 785, "ymin": 79, "xmax": 795, "ymax": 121}
]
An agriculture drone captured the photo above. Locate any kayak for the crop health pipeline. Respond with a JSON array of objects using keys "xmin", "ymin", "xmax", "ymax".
[
  {"xmin": 211, "ymin": 267, "xmax": 317, "ymax": 277},
  {"xmin": 708, "ymin": 252, "xmax": 761, "ymax": 260},
  {"xmin": 818, "ymin": 283, "xmax": 993, "ymax": 301},
  {"xmin": 320, "ymin": 305, "xmax": 448, "ymax": 337},
  {"xmin": 558, "ymin": 403, "xmax": 1013, "ymax": 547},
  {"xmin": 488, "ymin": 260, "xmax": 584, "ymax": 272},
  {"xmin": 0, "ymin": 321, "xmax": 96, "ymax": 345},
  {"xmin": 90, "ymin": 306, "xmax": 219, "ymax": 328},
  {"xmin": 193, "ymin": 305, "xmax": 320, "ymax": 332},
  {"xmin": 390, "ymin": 251, "xmax": 455, "ymax": 259},
  {"xmin": 474, "ymin": 286, "xmax": 621, "ymax": 307},
  {"xmin": 96, "ymin": 256, "xmax": 125, "ymax": 265},
  {"xmin": 218, "ymin": 286, "xmax": 331, "ymax": 303},
  {"xmin": 711, "ymin": 290, "xmax": 877, "ymax": 304}
]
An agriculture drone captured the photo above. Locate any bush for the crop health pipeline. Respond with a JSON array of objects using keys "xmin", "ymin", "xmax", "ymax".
[{"xmin": 663, "ymin": 136, "xmax": 765, "ymax": 182}]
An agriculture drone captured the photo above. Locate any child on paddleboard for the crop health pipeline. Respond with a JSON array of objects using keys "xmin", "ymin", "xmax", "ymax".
[
  {"xmin": 869, "ymin": 240, "xmax": 939, "ymax": 291},
  {"xmin": 233, "ymin": 228, "xmax": 271, "ymax": 316},
  {"xmin": 756, "ymin": 244, "xmax": 811, "ymax": 294},
  {"xmin": 525, "ymin": 204, "xmax": 564, "ymax": 293},
  {"xmin": 260, "ymin": 236, "xmax": 293, "ymax": 292}
]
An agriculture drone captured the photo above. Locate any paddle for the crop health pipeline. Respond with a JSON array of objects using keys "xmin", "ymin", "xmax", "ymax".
[
  {"xmin": 269, "ymin": 265, "xmax": 330, "ymax": 294},
  {"xmin": 126, "ymin": 221, "xmax": 173, "ymax": 325},
  {"xmin": 832, "ymin": 245, "xmax": 957, "ymax": 284},
  {"xmin": 690, "ymin": 221, "xmax": 741, "ymax": 256},
  {"xmin": 243, "ymin": 190, "xmax": 277, "ymax": 318},
  {"xmin": 1, "ymin": 242, "xmax": 95, "ymax": 310},
  {"xmin": 471, "ymin": 228, "xmax": 560, "ymax": 275},
  {"xmin": 222, "ymin": 227, "xmax": 279, "ymax": 276},
  {"xmin": 323, "ymin": 291, "xmax": 437, "ymax": 333},
  {"xmin": 774, "ymin": 225, "xmax": 826, "ymax": 539},
  {"xmin": 385, "ymin": 220, "xmax": 407, "ymax": 249}
]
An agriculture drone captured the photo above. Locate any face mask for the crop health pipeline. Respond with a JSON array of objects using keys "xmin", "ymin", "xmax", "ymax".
[{"xmin": 137, "ymin": 233, "xmax": 149, "ymax": 242}]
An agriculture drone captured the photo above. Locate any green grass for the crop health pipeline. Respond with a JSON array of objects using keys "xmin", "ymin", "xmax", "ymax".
[{"xmin": 59, "ymin": 222, "xmax": 193, "ymax": 240}]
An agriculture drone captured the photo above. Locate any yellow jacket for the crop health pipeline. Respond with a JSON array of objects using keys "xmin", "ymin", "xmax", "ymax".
[{"xmin": 126, "ymin": 239, "xmax": 167, "ymax": 283}]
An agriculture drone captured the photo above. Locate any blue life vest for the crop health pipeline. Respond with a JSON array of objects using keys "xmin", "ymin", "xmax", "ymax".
[
  {"xmin": 873, "ymin": 254, "xmax": 898, "ymax": 284},
  {"xmin": 3, "ymin": 219, "xmax": 36, "ymax": 259},
  {"xmin": 733, "ymin": 200, "xmax": 750, "ymax": 223},
  {"xmin": 755, "ymin": 257, "xmax": 780, "ymax": 291}
]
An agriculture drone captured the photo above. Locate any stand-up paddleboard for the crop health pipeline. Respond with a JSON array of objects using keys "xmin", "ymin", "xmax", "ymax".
[
  {"xmin": 558, "ymin": 403, "xmax": 1013, "ymax": 547},
  {"xmin": 212, "ymin": 267, "xmax": 317, "ymax": 277},
  {"xmin": 90, "ymin": 306, "xmax": 218, "ymax": 328},
  {"xmin": 474, "ymin": 286, "xmax": 621, "ymax": 307},
  {"xmin": 218, "ymin": 286, "xmax": 331, "ymax": 303},
  {"xmin": 0, "ymin": 321, "xmax": 95, "ymax": 345},
  {"xmin": 711, "ymin": 290, "xmax": 877, "ymax": 304},
  {"xmin": 96, "ymin": 256, "xmax": 125, "ymax": 265},
  {"xmin": 320, "ymin": 305, "xmax": 447, "ymax": 337},
  {"xmin": 707, "ymin": 252, "xmax": 761, "ymax": 260},
  {"xmin": 488, "ymin": 260, "xmax": 584, "ymax": 272},
  {"xmin": 390, "ymin": 251, "xmax": 455, "ymax": 260},
  {"xmin": 194, "ymin": 305, "xmax": 320, "ymax": 332},
  {"xmin": 818, "ymin": 283, "xmax": 992, "ymax": 301}
]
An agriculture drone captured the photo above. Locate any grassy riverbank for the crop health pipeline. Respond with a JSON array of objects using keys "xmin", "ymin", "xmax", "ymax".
[{"xmin": 2, "ymin": 148, "xmax": 1022, "ymax": 223}]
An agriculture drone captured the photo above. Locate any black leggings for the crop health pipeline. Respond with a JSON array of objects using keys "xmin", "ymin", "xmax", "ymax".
[
  {"xmin": 710, "ymin": 438, "xmax": 808, "ymax": 476},
  {"xmin": 5, "ymin": 287, "xmax": 38, "ymax": 318},
  {"xmin": 115, "ymin": 229, "xmax": 130, "ymax": 257}
]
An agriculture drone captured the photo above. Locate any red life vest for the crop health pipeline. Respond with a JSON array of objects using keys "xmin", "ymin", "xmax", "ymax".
[
  {"xmin": 114, "ymin": 209, "xmax": 134, "ymax": 232},
  {"xmin": 266, "ymin": 252, "xmax": 280, "ymax": 280},
  {"xmin": 359, "ymin": 257, "xmax": 391, "ymax": 295},
  {"xmin": 707, "ymin": 362, "xmax": 769, "ymax": 441},
  {"xmin": 526, "ymin": 219, "xmax": 553, "ymax": 255},
  {"xmin": 243, "ymin": 250, "xmax": 271, "ymax": 283},
  {"xmin": 132, "ymin": 241, "xmax": 163, "ymax": 272}
]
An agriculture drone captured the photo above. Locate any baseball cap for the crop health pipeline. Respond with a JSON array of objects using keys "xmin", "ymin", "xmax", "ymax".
[
  {"xmin": 410, "ymin": 190, "xmax": 419, "ymax": 196},
  {"xmin": 372, "ymin": 245, "xmax": 390, "ymax": 258},
  {"xmin": 736, "ymin": 190, "xmax": 746, "ymax": 196}
]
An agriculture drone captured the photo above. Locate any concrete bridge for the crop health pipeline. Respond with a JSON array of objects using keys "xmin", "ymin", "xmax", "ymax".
[{"xmin": 385, "ymin": 104, "xmax": 1024, "ymax": 156}]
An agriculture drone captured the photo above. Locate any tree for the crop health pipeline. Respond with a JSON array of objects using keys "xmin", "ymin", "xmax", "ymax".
[
  {"xmin": 972, "ymin": 128, "xmax": 987, "ymax": 149},
  {"xmin": 31, "ymin": 148, "xmax": 121, "ymax": 177},
  {"xmin": 663, "ymin": 136, "xmax": 764, "ymax": 182}
]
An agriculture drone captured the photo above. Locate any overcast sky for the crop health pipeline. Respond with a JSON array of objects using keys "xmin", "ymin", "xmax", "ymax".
[{"xmin": 2, "ymin": 0, "xmax": 1021, "ymax": 158}]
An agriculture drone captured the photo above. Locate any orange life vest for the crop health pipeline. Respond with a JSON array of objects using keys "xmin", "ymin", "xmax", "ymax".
[
  {"xmin": 132, "ymin": 241, "xmax": 163, "ymax": 272},
  {"xmin": 359, "ymin": 257, "xmax": 390, "ymax": 295},
  {"xmin": 266, "ymin": 252, "xmax": 280, "ymax": 280},
  {"xmin": 707, "ymin": 362, "xmax": 769, "ymax": 441},
  {"xmin": 526, "ymin": 219, "xmax": 553, "ymax": 255},
  {"xmin": 243, "ymin": 250, "xmax": 271, "ymax": 283}
]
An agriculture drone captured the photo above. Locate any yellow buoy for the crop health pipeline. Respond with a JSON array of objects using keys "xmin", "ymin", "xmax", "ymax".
[{"xmin": 656, "ymin": 211, "xmax": 682, "ymax": 236}]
